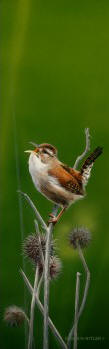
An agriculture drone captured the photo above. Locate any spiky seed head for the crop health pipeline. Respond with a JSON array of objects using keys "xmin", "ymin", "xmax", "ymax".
[
  {"xmin": 49, "ymin": 256, "xmax": 62, "ymax": 279},
  {"xmin": 69, "ymin": 226, "xmax": 91, "ymax": 249},
  {"xmin": 4, "ymin": 306, "xmax": 26, "ymax": 327},
  {"xmin": 38, "ymin": 255, "xmax": 62, "ymax": 280},
  {"xmin": 23, "ymin": 233, "xmax": 54, "ymax": 264}
]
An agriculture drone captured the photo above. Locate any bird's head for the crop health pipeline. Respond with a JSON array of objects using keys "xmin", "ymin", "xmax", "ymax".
[{"xmin": 25, "ymin": 143, "xmax": 57, "ymax": 163}]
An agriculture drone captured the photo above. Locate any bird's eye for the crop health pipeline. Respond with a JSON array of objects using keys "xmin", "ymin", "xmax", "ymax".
[
  {"xmin": 43, "ymin": 148, "xmax": 53, "ymax": 156},
  {"xmin": 43, "ymin": 149, "xmax": 48, "ymax": 155}
]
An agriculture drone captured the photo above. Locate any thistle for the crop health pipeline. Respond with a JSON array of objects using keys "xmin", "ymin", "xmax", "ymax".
[
  {"xmin": 38, "ymin": 255, "xmax": 62, "ymax": 280},
  {"xmin": 23, "ymin": 233, "xmax": 54, "ymax": 264},
  {"xmin": 4, "ymin": 306, "xmax": 28, "ymax": 327},
  {"xmin": 49, "ymin": 256, "xmax": 62, "ymax": 279},
  {"xmin": 69, "ymin": 226, "xmax": 91, "ymax": 249}
]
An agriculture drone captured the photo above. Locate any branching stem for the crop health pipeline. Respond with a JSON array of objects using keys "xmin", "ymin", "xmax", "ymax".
[
  {"xmin": 73, "ymin": 272, "xmax": 81, "ymax": 349},
  {"xmin": 18, "ymin": 191, "xmax": 48, "ymax": 232},
  {"xmin": 43, "ymin": 205, "xmax": 59, "ymax": 349},
  {"xmin": 77, "ymin": 245, "xmax": 90, "ymax": 319},
  {"xmin": 37, "ymin": 273, "xmax": 44, "ymax": 298},
  {"xmin": 28, "ymin": 267, "xmax": 39, "ymax": 349},
  {"xmin": 34, "ymin": 219, "xmax": 45, "ymax": 266},
  {"xmin": 73, "ymin": 128, "xmax": 90, "ymax": 169},
  {"xmin": 67, "ymin": 246, "xmax": 90, "ymax": 348},
  {"xmin": 21, "ymin": 269, "xmax": 68, "ymax": 349}
]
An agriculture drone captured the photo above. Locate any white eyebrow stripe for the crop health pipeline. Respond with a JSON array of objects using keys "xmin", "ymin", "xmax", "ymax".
[{"xmin": 45, "ymin": 148, "xmax": 53, "ymax": 156}]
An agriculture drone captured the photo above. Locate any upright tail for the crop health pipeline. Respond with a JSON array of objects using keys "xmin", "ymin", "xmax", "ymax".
[{"xmin": 81, "ymin": 146, "xmax": 103, "ymax": 185}]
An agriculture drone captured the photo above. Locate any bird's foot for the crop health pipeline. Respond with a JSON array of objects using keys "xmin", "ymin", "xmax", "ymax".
[{"xmin": 47, "ymin": 213, "xmax": 58, "ymax": 225}]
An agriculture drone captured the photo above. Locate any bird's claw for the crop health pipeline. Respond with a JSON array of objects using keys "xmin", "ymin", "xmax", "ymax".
[{"xmin": 47, "ymin": 213, "xmax": 58, "ymax": 225}]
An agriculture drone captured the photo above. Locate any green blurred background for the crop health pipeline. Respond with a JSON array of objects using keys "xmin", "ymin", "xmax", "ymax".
[{"xmin": 1, "ymin": 0, "xmax": 109, "ymax": 348}]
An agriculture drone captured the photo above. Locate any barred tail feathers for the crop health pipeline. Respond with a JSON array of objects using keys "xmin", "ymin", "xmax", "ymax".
[{"xmin": 81, "ymin": 146, "xmax": 103, "ymax": 185}]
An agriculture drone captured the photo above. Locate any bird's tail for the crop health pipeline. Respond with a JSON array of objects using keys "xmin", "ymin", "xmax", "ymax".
[{"xmin": 81, "ymin": 146, "xmax": 103, "ymax": 185}]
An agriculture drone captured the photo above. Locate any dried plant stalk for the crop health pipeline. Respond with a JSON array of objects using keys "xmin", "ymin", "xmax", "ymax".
[
  {"xmin": 73, "ymin": 272, "xmax": 81, "ymax": 349},
  {"xmin": 43, "ymin": 205, "xmax": 58, "ymax": 349},
  {"xmin": 73, "ymin": 128, "xmax": 90, "ymax": 169},
  {"xmin": 28, "ymin": 267, "xmax": 39, "ymax": 349},
  {"xmin": 77, "ymin": 245, "xmax": 90, "ymax": 320},
  {"xmin": 67, "ymin": 246, "xmax": 90, "ymax": 348},
  {"xmin": 21, "ymin": 269, "xmax": 68, "ymax": 349},
  {"xmin": 18, "ymin": 191, "xmax": 48, "ymax": 232}
]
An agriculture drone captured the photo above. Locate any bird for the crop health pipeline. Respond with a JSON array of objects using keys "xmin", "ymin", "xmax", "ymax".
[{"xmin": 25, "ymin": 143, "xmax": 103, "ymax": 224}]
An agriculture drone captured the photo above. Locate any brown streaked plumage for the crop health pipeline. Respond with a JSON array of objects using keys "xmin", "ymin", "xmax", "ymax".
[
  {"xmin": 25, "ymin": 143, "xmax": 103, "ymax": 224},
  {"xmin": 48, "ymin": 165, "xmax": 84, "ymax": 195}
]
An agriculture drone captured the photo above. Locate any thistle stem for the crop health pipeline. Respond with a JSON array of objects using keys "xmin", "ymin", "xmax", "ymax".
[
  {"xmin": 37, "ymin": 273, "xmax": 43, "ymax": 298},
  {"xmin": 18, "ymin": 191, "xmax": 48, "ymax": 232},
  {"xmin": 67, "ymin": 246, "xmax": 90, "ymax": 348},
  {"xmin": 24, "ymin": 313, "xmax": 30, "ymax": 326},
  {"xmin": 77, "ymin": 245, "xmax": 90, "ymax": 319},
  {"xmin": 21, "ymin": 269, "xmax": 68, "ymax": 349},
  {"xmin": 43, "ymin": 205, "xmax": 58, "ymax": 349},
  {"xmin": 34, "ymin": 219, "xmax": 45, "ymax": 265},
  {"xmin": 73, "ymin": 272, "xmax": 81, "ymax": 349},
  {"xmin": 28, "ymin": 267, "xmax": 39, "ymax": 349},
  {"xmin": 73, "ymin": 128, "xmax": 90, "ymax": 169}
]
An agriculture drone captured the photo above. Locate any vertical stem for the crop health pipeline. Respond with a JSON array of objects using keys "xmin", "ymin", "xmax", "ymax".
[
  {"xmin": 77, "ymin": 246, "xmax": 90, "ymax": 319},
  {"xmin": 34, "ymin": 219, "xmax": 45, "ymax": 265},
  {"xmin": 73, "ymin": 272, "xmax": 81, "ymax": 349},
  {"xmin": 19, "ymin": 191, "xmax": 48, "ymax": 232},
  {"xmin": 43, "ymin": 205, "xmax": 58, "ymax": 349},
  {"xmin": 28, "ymin": 267, "xmax": 39, "ymax": 349},
  {"xmin": 37, "ymin": 273, "xmax": 43, "ymax": 298},
  {"xmin": 67, "ymin": 247, "xmax": 90, "ymax": 348},
  {"xmin": 21, "ymin": 269, "xmax": 68, "ymax": 349},
  {"xmin": 73, "ymin": 128, "xmax": 90, "ymax": 169}
]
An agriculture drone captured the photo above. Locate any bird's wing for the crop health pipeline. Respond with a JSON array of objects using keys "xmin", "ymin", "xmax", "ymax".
[{"xmin": 48, "ymin": 163, "xmax": 83, "ymax": 195}]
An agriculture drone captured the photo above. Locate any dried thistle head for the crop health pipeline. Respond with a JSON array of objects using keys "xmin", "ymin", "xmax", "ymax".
[
  {"xmin": 69, "ymin": 226, "xmax": 91, "ymax": 249},
  {"xmin": 38, "ymin": 255, "xmax": 62, "ymax": 280},
  {"xmin": 49, "ymin": 256, "xmax": 62, "ymax": 279},
  {"xmin": 23, "ymin": 233, "xmax": 54, "ymax": 264},
  {"xmin": 4, "ymin": 306, "xmax": 26, "ymax": 327}
]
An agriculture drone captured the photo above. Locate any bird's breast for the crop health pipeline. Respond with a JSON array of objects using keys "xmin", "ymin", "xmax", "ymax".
[
  {"xmin": 28, "ymin": 153, "xmax": 48, "ymax": 192},
  {"xmin": 28, "ymin": 153, "xmax": 84, "ymax": 206}
]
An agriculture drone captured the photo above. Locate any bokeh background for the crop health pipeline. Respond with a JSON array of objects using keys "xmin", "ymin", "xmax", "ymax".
[{"xmin": 1, "ymin": 1, "xmax": 109, "ymax": 348}]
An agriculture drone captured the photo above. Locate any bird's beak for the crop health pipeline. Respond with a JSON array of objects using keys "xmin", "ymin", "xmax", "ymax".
[
  {"xmin": 24, "ymin": 147, "xmax": 39, "ymax": 154},
  {"xmin": 29, "ymin": 142, "xmax": 39, "ymax": 147},
  {"xmin": 24, "ymin": 150, "xmax": 32, "ymax": 153}
]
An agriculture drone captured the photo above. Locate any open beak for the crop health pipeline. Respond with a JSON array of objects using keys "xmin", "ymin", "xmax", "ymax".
[
  {"xmin": 24, "ymin": 150, "xmax": 32, "ymax": 153},
  {"xmin": 29, "ymin": 142, "xmax": 39, "ymax": 147},
  {"xmin": 24, "ymin": 147, "xmax": 39, "ymax": 154},
  {"xmin": 24, "ymin": 142, "xmax": 39, "ymax": 154}
]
